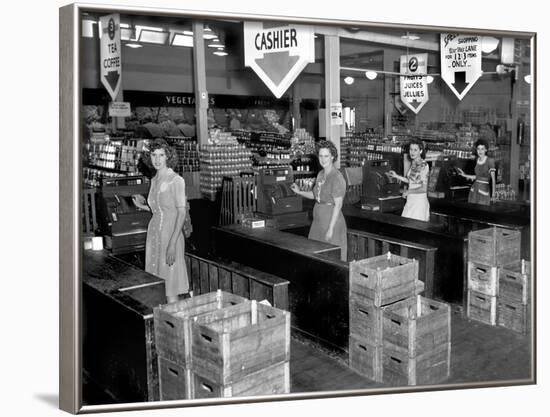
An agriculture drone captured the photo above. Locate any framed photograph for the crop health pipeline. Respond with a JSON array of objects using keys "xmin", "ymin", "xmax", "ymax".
[{"xmin": 59, "ymin": 1, "xmax": 536, "ymax": 414}]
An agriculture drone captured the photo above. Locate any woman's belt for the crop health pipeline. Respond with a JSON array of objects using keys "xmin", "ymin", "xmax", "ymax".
[
  {"xmin": 316, "ymin": 201, "xmax": 334, "ymax": 206},
  {"xmin": 475, "ymin": 179, "xmax": 490, "ymax": 184}
]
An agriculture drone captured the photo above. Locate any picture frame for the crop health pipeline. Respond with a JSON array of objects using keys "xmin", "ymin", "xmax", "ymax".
[{"xmin": 59, "ymin": 1, "xmax": 537, "ymax": 414}]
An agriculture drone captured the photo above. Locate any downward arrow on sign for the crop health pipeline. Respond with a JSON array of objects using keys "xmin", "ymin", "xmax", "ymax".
[
  {"xmin": 255, "ymin": 51, "xmax": 300, "ymax": 86},
  {"xmin": 104, "ymin": 71, "xmax": 120, "ymax": 93},
  {"xmin": 452, "ymin": 71, "xmax": 469, "ymax": 95},
  {"xmin": 409, "ymin": 100, "xmax": 421, "ymax": 109}
]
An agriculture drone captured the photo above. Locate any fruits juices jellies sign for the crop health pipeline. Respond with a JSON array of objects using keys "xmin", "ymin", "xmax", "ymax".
[
  {"xmin": 399, "ymin": 53, "xmax": 429, "ymax": 114},
  {"xmin": 244, "ymin": 22, "xmax": 315, "ymax": 98},
  {"xmin": 440, "ymin": 34, "xmax": 482, "ymax": 100}
]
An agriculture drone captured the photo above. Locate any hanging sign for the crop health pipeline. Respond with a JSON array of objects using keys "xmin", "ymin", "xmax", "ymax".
[
  {"xmin": 109, "ymin": 102, "xmax": 131, "ymax": 117},
  {"xmin": 99, "ymin": 14, "xmax": 122, "ymax": 101},
  {"xmin": 440, "ymin": 34, "xmax": 482, "ymax": 100},
  {"xmin": 400, "ymin": 53, "xmax": 429, "ymax": 114},
  {"xmin": 330, "ymin": 103, "xmax": 343, "ymax": 125},
  {"xmin": 244, "ymin": 22, "xmax": 315, "ymax": 98}
]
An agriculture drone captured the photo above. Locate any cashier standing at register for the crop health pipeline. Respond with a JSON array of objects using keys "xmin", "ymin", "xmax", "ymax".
[
  {"xmin": 291, "ymin": 140, "xmax": 347, "ymax": 261},
  {"xmin": 132, "ymin": 138, "xmax": 189, "ymax": 303}
]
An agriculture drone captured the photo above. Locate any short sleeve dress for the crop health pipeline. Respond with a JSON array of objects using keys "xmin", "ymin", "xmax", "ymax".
[
  {"xmin": 401, "ymin": 159, "xmax": 430, "ymax": 221},
  {"xmin": 145, "ymin": 168, "xmax": 189, "ymax": 298},
  {"xmin": 308, "ymin": 168, "xmax": 348, "ymax": 261},
  {"xmin": 468, "ymin": 157, "xmax": 495, "ymax": 205}
]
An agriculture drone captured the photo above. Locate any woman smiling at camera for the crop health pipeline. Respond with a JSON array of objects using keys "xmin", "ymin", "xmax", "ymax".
[
  {"xmin": 290, "ymin": 140, "xmax": 348, "ymax": 261},
  {"xmin": 132, "ymin": 138, "xmax": 189, "ymax": 303},
  {"xmin": 388, "ymin": 137, "xmax": 430, "ymax": 221}
]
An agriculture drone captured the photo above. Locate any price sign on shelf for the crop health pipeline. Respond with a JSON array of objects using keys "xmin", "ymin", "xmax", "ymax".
[
  {"xmin": 400, "ymin": 53, "xmax": 429, "ymax": 114},
  {"xmin": 99, "ymin": 13, "xmax": 122, "ymax": 101},
  {"xmin": 440, "ymin": 34, "xmax": 482, "ymax": 100},
  {"xmin": 244, "ymin": 22, "xmax": 315, "ymax": 98}
]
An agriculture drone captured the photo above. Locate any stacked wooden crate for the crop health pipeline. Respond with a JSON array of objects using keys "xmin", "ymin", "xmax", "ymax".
[
  {"xmin": 498, "ymin": 260, "xmax": 531, "ymax": 333},
  {"xmin": 153, "ymin": 290, "xmax": 248, "ymax": 400},
  {"xmin": 154, "ymin": 291, "xmax": 291, "ymax": 400},
  {"xmin": 348, "ymin": 252, "xmax": 424, "ymax": 383},
  {"xmin": 466, "ymin": 227, "xmax": 523, "ymax": 327},
  {"xmin": 382, "ymin": 296, "xmax": 451, "ymax": 386},
  {"xmin": 190, "ymin": 299, "xmax": 291, "ymax": 398}
]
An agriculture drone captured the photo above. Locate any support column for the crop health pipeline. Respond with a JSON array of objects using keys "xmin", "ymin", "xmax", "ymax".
[
  {"xmin": 193, "ymin": 22, "xmax": 209, "ymax": 145},
  {"xmin": 509, "ymin": 69, "xmax": 520, "ymax": 193},
  {"xmin": 383, "ymin": 50, "xmax": 394, "ymax": 137},
  {"xmin": 324, "ymin": 35, "xmax": 341, "ymax": 167},
  {"xmin": 292, "ymin": 82, "xmax": 301, "ymax": 132}
]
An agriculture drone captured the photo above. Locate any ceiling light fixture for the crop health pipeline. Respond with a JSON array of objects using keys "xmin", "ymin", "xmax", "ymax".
[
  {"xmin": 171, "ymin": 33, "xmax": 194, "ymax": 47},
  {"xmin": 208, "ymin": 39, "xmax": 224, "ymax": 48},
  {"xmin": 524, "ymin": 74, "xmax": 531, "ymax": 84},
  {"xmin": 125, "ymin": 43, "xmax": 142, "ymax": 49},
  {"xmin": 213, "ymin": 50, "xmax": 228, "ymax": 56},
  {"xmin": 481, "ymin": 36, "xmax": 500, "ymax": 54},
  {"xmin": 426, "ymin": 75, "xmax": 434, "ymax": 84},
  {"xmin": 344, "ymin": 76, "xmax": 355, "ymax": 85},
  {"xmin": 365, "ymin": 71, "xmax": 378, "ymax": 80},
  {"xmin": 401, "ymin": 32, "xmax": 420, "ymax": 41}
]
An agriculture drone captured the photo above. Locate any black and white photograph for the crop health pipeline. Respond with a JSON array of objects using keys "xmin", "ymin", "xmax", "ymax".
[
  {"xmin": 57, "ymin": 0, "xmax": 540, "ymax": 413},
  {"xmin": 6, "ymin": 0, "xmax": 547, "ymax": 416}
]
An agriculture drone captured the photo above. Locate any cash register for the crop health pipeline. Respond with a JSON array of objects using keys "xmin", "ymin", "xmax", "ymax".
[
  {"xmin": 255, "ymin": 166, "xmax": 309, "ymax": 229},
  {"xmin": 98, "ymin": 175, "xmax": 151, "ymax": 255},
  {"xmin": 427, "ymin": 155, "xmax": 471, "ymax": 201},
  {"xmin": 360, "ymin": 159, "xmax": 404, "ymax": 212}
]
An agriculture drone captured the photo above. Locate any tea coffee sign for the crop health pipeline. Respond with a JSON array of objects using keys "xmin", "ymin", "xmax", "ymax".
[
  {"xmin": 440, "ymin": 34, "xmax": 482, "ymax": 100},
  {"xmin": 99, "ymin": 14, "xmax": 122, "ymax": 101},
  {"xmin": 244, "ymin": 22, "xmax": 315, "ymax": 98},
  {"xmin": 400, "ymin": 53, "xmax": 429, "ymax": 114}
]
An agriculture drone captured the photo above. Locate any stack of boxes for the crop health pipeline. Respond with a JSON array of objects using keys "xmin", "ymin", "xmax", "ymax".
[
  {"xmin": 466, "ymin": 227, "xmax": 527, "ymax": 332},
  {"xmin": 154, "ymin": 290, "xmax": 290, "ymax": 400},
  {"xmin": 348, "ymin": 252, "xmax": 451, "ymax": 386}
]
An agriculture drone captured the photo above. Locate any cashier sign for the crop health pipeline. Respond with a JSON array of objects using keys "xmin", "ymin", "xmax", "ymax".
[
  {"xmin": 99, "ymin": 14, "xmax": 122, "ymax": 101},
  {"xmin": 244, "ymin": 22, "xmax": 315, "ymax": 98}
]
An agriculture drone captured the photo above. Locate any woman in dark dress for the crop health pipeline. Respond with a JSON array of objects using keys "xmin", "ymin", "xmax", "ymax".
[
  {"xmin": 290, "ymin": 140, "xmax": 348, "ymax": 261},
  {"xmin": 457, "ymin": 138, "xmax": 496, "ymax": 205}
]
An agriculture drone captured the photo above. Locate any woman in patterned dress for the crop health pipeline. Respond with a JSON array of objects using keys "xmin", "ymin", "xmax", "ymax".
[
  {"xmin": 132, "ymin": 138, "xmax": 189, "ymax": 303},
  {"xmin": 290, "ymin": 140, "xmax": 348, "ymax": 261},
  {"xmin": 456, "ymin": 138, "xmax": 496, "ymax": 205},
  {"xmin": 388, "ymin": 138, "xmax": 430, "ymax": 221}
]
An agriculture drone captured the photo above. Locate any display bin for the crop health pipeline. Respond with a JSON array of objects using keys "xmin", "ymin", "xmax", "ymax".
[
  {"xmin": 467, "ymin": 261, "xmax": 499, "ymax": 296},
  {"xmin": 468, "ymin": 227, "xmax": 521, "ymax": 267},
  {"xmin": 499, "ymin": 260, "xmax": 531, "ymax": 305},
  {"xmin": 382, "ymin": 296, "xmax": 451, "ymax": 357},
  {"xmin": 158, "ymin": 357, "xmax": 193, "ymax": 400},
  {"xmin": 497, "ymin": 298, "xmax": 531, "ymax": 334},
  {"xmin": 349, "ymin": 252, "xmax": 419, "ymax": 307},
  {"xmin": 192, "ymin": 361, "xmax": 290, "ymax": 399},
  {"xmin": 153, "ymin": 290, "xmax": 248, "ymax": 367},
  {"xmin": 191, "ymin": 300, "xmax": 291, "ymax": 385},
  {"xmin": 348, "ymin": 334, "xmax": 383, "ymax": 382},
  {"xmin": 382, "ymin": 341, "xmax": 451, "ymax": 386},
  {"xmin": 466, "ymin": 289, "xmax": 497, "ymax": 326}
]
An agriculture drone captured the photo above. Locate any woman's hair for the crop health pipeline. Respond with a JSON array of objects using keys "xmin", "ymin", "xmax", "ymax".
[
  {"xmin": 317, "ymin": 140, "xmax": 338, "ymax": 163},
  {"xmin": 142, "ymin": 138, "xmax": 179, "ymax": 170},
  {"xmin": 473, "ymin": 138, "xmax": 490, "ymax": 157},
  {"xmin": 406, "ymin": 137, "xmax": 426, "ymax": 159}
]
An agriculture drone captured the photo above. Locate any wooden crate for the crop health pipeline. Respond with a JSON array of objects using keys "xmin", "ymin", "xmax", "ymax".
[
  {"xmin": 348, "ymin": 334, "xmax": 383, "ymax": 382},
  {"xmin": 382, "ymin": 296, "xmax": 451, "ymax": 357},
  {"xmin": 350, "ymin": 294, "xmax": 418, "ymax": 346},
  {"xmin": 350, "ymin": 252, "xmax": 419, "ymax": 307},
  {"xmin": 153, "ymin": 290, "xmax": 248, "ymax": 367},
  {"xmin": 192, "ymin": 361, "xmax": 290, "ymax": 398},
  {"xmin": 158, "ymin": 357, "xmax": 192, "ymax": 400},
  {"xmin": 499, "ymin": 260, "xmax": 531, "ymax": 305},
  {"xmin": 468, "ymin": 261, "xmax": 499, "ymax": 296},
  {"xmin": 191, "ymin": 300, "xmax": 291, "ymax": 385},
  {"xmin": 497, "ymin": 298, "xmax": 531, "ymax": 334},
  {"xmin": 382, "ymin": 342, "xmax": 451, "ymax": 386},
  {"xmin": 468, "ymin": 227, "xmax": 521, "ymax": 267},
  {"xmin": 466, "ymin": 290, "xmax": 497, "ymax": 326}
]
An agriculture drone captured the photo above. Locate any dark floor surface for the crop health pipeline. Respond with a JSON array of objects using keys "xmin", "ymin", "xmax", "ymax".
[{"xmin": 84, "ymin": 309, "xmax": 532, "ymax": 404}]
